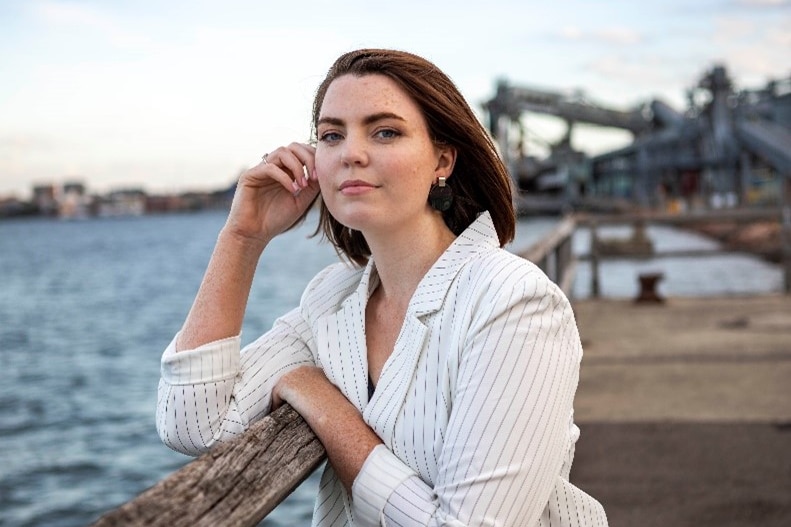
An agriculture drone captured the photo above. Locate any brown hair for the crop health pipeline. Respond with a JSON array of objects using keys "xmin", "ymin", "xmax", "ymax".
[{"xmin": 312, "ymin": 48, "xmax": 515, "ymax": 265}]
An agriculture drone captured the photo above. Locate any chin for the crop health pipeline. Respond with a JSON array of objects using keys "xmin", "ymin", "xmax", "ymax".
[{"xmin": 327, "ymin": 204, "xmax": 380, "ymax": 231}]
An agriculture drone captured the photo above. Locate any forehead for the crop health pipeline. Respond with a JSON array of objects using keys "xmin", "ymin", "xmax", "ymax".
[{"xmin": 319, "ymin": 74, "xmax": 424, "ymax": 121}]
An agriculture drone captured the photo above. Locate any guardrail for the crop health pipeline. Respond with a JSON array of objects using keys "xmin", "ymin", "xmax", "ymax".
[
  {"xmin": 517, "ymin": 215, "xmax": 578, "ymax": 296},
  {"xmin": 517, "ymin": 207, "xmax": 789, "ymax": 298},
  {"xmin": 576, "ymin": 207, "xmax": 790, "ymax": 296},
  {"xmin": 89, "ymin": 404, "xmax": 325, "ymax": 527}
]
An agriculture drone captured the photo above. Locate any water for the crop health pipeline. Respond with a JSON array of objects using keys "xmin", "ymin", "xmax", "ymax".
[
  {"xmin": 568, "ymin": 224, "xmax": 783, "ymax": 299},
  {"xmin": 0, "ymin": 211, "xmax": 783, "ymax": 526},
  {"xmin": 0, "ymin": 211, "xmax": 338, "ymax": 527}
]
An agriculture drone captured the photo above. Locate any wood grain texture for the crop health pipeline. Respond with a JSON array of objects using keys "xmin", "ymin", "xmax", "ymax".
[{"xmin": 91, "ymin": 404, "xmax": 325, "ymax": 527}]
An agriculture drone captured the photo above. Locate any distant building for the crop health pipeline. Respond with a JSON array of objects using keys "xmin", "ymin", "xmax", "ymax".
[
  {"xmin": 59, "ymin": 181, "xmax": 91, "ymax": 219},
  {"xmin": 0, "ymin": 179, "xmax": 235, "ymax": 221},
  {"xmin": 98, "ymin": 189, "xmax": 146, "ymax": 217},
  {"xmin": 32, "ymin": 184, "xmax": 58, "ymax": 216},
  {"xmin": 0, "ymin": 197, "xmax": 37, "ymax": 217}
]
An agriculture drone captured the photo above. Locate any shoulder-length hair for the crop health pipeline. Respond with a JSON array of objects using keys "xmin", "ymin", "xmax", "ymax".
[{"xmin": 311, "ymin": 48, "xmax": 515, "ymax": 266}]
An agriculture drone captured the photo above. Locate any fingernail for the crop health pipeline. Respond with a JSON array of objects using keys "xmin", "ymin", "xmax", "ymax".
[{"xmin": 292, "ymin": 181, "xmax": 300, "ymax": 192}]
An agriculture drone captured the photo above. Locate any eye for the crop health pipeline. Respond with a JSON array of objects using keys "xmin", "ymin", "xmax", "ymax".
[
  {"xmin": 319, "ymin": 131, "xmax": 343, "ymax": 143},
  {"xmin": 375, "ymin": 128, "xmax": 401, "ymax": 140}
]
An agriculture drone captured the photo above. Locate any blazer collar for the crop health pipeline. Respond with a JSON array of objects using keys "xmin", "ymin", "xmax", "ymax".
[
  {"xmin": 339, "ymin": 211, "xmax": 499, "ymax": 316},
  {"xmin": 366, "ymin": 210, "xmax": 499, "ymax": 317}
]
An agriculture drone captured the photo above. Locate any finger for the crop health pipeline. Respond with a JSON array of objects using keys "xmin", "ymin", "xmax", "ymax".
[
  {"xmin": 281, "ymin": 152, "xmax": 309, "ymax": 188},
  {"xmin": 272, "ymin": 145, "xmax": 313, "ymax": 189},
  {"xmin": 243, "ymin": 160, "xmax": 301, "ymax": 194},
  {"xmin": 288, "ymin": 143, "xmax": 317, "ymax": 185},
  {"xmin": 293, "ymin": 182, "xmax": 320, "ymax": 211}
]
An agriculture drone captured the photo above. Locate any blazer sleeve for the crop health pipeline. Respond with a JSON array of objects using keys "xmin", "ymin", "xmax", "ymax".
[
  {"xmin": 352, "ymin": 263, "xmax": 583, "ymax": 526},
  {"xmin": 156, "ymin": 306, "xmax": 316, "ymax": 456}
]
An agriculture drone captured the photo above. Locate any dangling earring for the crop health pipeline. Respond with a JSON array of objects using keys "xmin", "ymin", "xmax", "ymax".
[{"xmin": 428, "ymin": 177, "xmax": 453, "ymax": 212}]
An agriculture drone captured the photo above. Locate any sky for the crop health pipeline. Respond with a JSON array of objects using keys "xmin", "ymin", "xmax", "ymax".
[{"xmin": 0, "ymin": 0, "xmax": 789, "ymax": 199}]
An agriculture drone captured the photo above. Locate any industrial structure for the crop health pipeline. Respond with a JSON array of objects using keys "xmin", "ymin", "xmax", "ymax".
[{"xmin": 484, "ymin": 65, "xmax": 791, "ymax": 215}]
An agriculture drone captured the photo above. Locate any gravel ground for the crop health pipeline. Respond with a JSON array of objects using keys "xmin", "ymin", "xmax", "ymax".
[
  {"xmin": 572, "ymin": 422, "xmax": 791, "ymax": 527},
  {"xmin": 569, "ymin": 295, "xmax": 791, "ymax": 526}
]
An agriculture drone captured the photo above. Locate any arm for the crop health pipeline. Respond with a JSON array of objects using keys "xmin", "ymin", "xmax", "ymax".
[
  {"xmin": 272, "ymin": 366, "xmax": 384, "ymax": 493},
  {"xmin": 157, "ymin": 308, "xmax": 317, "ymax": 456},
  {"xmin": 157, "ymin": 143, "xmax": 321, "ymax": 455},
  {"xmin": 177, "ymin": 143, "xmax": 319, "ymax": 351}
]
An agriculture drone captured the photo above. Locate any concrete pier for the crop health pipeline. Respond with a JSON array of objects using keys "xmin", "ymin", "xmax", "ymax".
[{"xmin": 570, "ymin": 295, "xmax": 791, "ymax": 526}]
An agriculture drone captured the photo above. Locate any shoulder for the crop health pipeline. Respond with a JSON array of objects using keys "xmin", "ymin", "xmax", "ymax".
[
  {"xmin": 461, "ymin": 247, "xmax": 572, "ymax": 317},
  {"xmin": 455, "ymin": 211, "xmax": 549, "ymax": 289},
  {"xmin": 464, "ymin": 246, "xmax": 548, "ymax": 291},
  {"xmin": 299, "ymin": 261, "xmax": 364, "ymax": 315}
]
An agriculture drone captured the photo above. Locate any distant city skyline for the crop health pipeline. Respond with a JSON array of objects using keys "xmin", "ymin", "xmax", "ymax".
[{"xmin": 1, "ymin": 0, "xmax": 789, "ymax": 199}]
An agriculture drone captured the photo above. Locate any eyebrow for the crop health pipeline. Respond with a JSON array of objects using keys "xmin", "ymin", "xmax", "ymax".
[{"xmin": 317, "ymin": 112, "xmax": 406, "ymax": 127}]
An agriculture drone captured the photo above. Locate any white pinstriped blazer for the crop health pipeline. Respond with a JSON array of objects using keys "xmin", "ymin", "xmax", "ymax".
[{"xmin": 157, "ymin": 211, "xmax": 607, "ymax": 526}]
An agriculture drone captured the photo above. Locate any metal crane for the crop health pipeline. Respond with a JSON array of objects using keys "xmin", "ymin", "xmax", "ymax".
[{"xmin": 485, "ymin": 66, "xmax": 791, "ymax": 214}]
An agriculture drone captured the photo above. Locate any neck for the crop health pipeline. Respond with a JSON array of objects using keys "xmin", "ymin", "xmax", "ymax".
[{"xmin": 364, "ymin": 213, "xmax": 456, "ymax": 303}]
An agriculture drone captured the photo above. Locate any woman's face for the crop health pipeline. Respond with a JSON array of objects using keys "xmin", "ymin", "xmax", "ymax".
[{"xmin": 315, "ymin": 74, "xmax": 454, "ymax": 237}]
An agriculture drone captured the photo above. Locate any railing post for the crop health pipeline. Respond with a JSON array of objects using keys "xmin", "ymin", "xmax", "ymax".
[
  {"xmin": 559, "ymin": 234, "xmax": 572, "ymax": 279},
  {"xmin": 590, "ymin": 220, "xmax": 601, "ymax": 298},
  {"xmin": 517, "ymin": 215, "xmax": 578, "ymax": 297},
  {"xmin": 782, "ymin": 177, "xmax": 791, "ymax": 294}
]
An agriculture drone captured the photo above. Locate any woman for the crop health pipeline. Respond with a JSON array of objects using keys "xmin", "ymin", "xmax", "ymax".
[{"xmin": 157, "ymin": 48, "xmax": 607, "ymax": 526}]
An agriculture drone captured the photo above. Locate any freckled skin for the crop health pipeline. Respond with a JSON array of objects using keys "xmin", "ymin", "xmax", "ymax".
[{"xmin": 315, "ymin": 74, "xmax": 453, "ymax": 243}]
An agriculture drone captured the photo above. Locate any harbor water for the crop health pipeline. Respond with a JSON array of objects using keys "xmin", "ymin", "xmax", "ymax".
[{"xmin": 0, "ymin": 211, "xmax": 783, "ymax": 527}]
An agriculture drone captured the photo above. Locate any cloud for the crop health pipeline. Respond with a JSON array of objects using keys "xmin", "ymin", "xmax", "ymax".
[
  {"xmin": 709, "ymin": 14, "xmax": 791, "ymax": 83},
  {"xmin": 0, "ymin": 133, "xmax": 56, "ymax": 153},
  {"xmin": 558, "ymin": 26, "xmax": 644, "ymax": 46},
  {"xmin": 733, "ymin": 0, "xmax": 789, "ymax": 7},
  {"xmin": 32, "ymin": 1, "xmax": 154, "ymax": 51},
  {"xmin": 581, "ymin": 54, "xmax": 702, "ymax": 107}
]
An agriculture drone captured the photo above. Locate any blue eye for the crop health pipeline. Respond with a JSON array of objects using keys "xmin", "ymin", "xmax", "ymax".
[
  {"xmin": 319, "ymin": 132, "xmax": 343, "ymax": 143},
  {"xmin": 376, "ymin": 129, "xmax": 400, "ymax": 139}
]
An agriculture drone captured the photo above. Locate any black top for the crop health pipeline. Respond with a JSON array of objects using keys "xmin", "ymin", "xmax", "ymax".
[{"xmin": 367, "ymin": 375, "xmax": 375, "ymax": 401}]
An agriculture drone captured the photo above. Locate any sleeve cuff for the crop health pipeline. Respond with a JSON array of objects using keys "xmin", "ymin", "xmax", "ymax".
[
  {"xmin": 352, "ymin": 444, "xmax": 416, "ymax": 525},
  {"xmin": 161, "ymin": 333, "xmax": 241, "ymax": 385}
]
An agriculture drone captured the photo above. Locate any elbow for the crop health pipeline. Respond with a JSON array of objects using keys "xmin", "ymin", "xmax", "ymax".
[
  {"xmin": 155, "ymin": 381, "xmax": 219, "ymax": 457},
  {"xmin": 155, "ymin": 401, "xmax": 217, "ymax": 457}
]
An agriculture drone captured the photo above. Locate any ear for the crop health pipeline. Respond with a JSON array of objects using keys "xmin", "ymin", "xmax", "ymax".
[{"xmin": 434, "ymin": 144, "xmax": 456, "ymax": 180}]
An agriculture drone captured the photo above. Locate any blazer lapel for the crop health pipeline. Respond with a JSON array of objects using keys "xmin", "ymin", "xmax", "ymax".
[
  {"xmin": 314, "ymin": 261, "xmax": 376, "ymax": 413},
  {"xmin": 363, "ymin": 313, "xmax": 429, "ymax": 446}
]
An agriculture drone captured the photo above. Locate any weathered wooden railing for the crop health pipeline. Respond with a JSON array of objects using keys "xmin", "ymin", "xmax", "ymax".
[
  {"xmin": 90, "ymin": 404, "xmax": 325, "ymax": 527},
  {"xmin": 516, "ymin": 207, "xmax": 790, "ymax": 299},
  {"xmin": 576, "ymin": 206, "xmax": 791, "ymax": 297},
  {"xmin": 517, "ymin": 214, "xmax": 578, "ymax": 296}
]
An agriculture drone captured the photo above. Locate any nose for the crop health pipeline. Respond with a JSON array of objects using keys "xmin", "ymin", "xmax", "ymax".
[{"xmin": 340, "ymin": 133, "xmax": 369, "ymax": 166}]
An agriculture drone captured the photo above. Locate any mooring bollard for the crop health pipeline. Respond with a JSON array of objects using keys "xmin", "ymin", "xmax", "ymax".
[{"xmin": 635, "ymin": 272, "xmax": 664, "ymax": 303}]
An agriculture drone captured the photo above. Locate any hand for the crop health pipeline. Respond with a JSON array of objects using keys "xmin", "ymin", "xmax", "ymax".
[{"xmin": 224, "ymin": 142, "xmax": 320, "ymax": 246}]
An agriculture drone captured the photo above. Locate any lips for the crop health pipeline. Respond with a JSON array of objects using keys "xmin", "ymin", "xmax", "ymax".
[{"xmin": 338, "ymin": 180, "xmax": 377, "ymax": 193}]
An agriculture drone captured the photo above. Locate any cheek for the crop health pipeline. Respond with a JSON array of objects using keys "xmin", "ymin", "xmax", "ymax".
[
  {"xmin": 313, "ymin": 163, "xmax": 337, "ymax": 209},
  {"xmin": 314, "ymin": 152, "xmax": 331, "ymax": 183}
]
